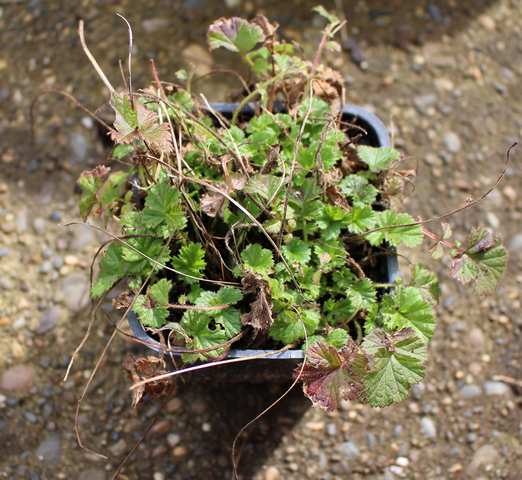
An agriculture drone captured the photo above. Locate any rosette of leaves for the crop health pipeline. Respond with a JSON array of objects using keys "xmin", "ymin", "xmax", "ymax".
[{"xmin": 77, "ymin": 8, "xmax": 507, "ymax": 410}]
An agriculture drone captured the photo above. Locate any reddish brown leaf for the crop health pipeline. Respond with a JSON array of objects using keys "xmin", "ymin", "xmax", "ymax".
[
  {"xmin": 123, "ymin": 355, "xmax": 174, "ymax": 407},
  {"xmin": 296, "ymin": 339, "xmax": 368, "ymax": 411},
  {"xmin": 201, "ymin": 191, "xmax": 226, "ymax": 217}
]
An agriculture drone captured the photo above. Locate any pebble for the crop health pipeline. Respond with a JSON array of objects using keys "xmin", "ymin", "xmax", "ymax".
[
  {"xmin": 16, "ymin": 209, "xmax": 29, "ymax": 233},
  {"xmin": 467, "ymin": 327, "xmax": 485, "ymax": 350},
  {"xmin": 69, "ymin": 132, "xmax": 88, "ymax": 163},
  {"xmin": 0, "ymin": 365, "xmax": 34, "ymax": 392},
  {"xmin": 443, "ymin": 132, "xmax": 462, "ymax": 153},
  {"xmin": 337, "ymin": 441, "xmax": 359, "ymax": 460},
  {"xmin": 326, "ymin": 423, "xmax": 337, "ymax": 436},
  {"xmin": 181, "ymin": 44, "xmax": 213, "ymax": 76},
  {"xmin": 478, "ymin": 15, "xmax": 496, "ymax": 31},
  {"xmin": 420, "ymin": 417, "xmax": 437, "ymax": 439},
  {"xmin": 467, "ymin": 444, "xmax": 499, "ymax": 473},
  {"xmin": 508, "ymin": 234, "xmax": 522, "ymax": 252},
  {"xmin": 172, "ymin": 445, "xmax": 187, "ymax": 457},
  {"xmin": 33, "ymin": 218, "xmax": 46, "ymax": 234},
  {"xmin": 142, "ymin": 18, "xmax": 170, "ymax": 33},
  {"xmin": 486, "ymin": 212, "xmax": 499, "ymax": 229},
  {"xmin": 459, "ymin": 384, "xmax": 482, "ymax": 400},
  {"xmin": 25, "ymin": 412, "xmax": 38, "ymax": 424},
  {"xmin": 69, "ymin": 225, "xmax": 97, "ymax": 250},
  {"xmin": 58, "ymin": 273, "xmax": 90, "ymax": 312},
  {"xmin": 305, "ymin": 421, "xmax": 325, "ymax": 432},
  {"xmin": 35, "ymin": 433, "xmax": 62, "ymax": 463},
  {"xmin": 0, "ymin": 247, "xmax": 10, "ymax": 257},
  {"xmin": 37, "ymin": 306, "xmax": 66, "ymax": 333},
  {"xmin": 109, "ymin": 438, "xmax": 127, "ymax": 457},
  {"xmin": 78, "ymin": 469, "xmax": 106, "ymax": 480},
  {"xmin": 483, "ymin": 381, "xmax": 510, "ymax": 396},
  {"xmin": 167, "ymin": 433, "xmax": 180, "ymax": 447},
  {"xmin": 264, "ymin": 466, "xmax": 281, "ymax": 480},
  {"xmin": 413, "ymin": 94, "xmax": 437, "ymax": 113},
  {"xmin": 0, "ymin": 277, "xmax": 14, "ymax": 290},
  {"xmin": 396, "ymin": 456, "xmax": 409, "ymax": 467},
  {"xmin": 49, "ymin": 211, "xmax": 61, "ymax": 222}
]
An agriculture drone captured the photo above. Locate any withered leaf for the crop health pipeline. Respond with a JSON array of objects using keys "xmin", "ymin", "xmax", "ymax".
[
  {"xmin": 296, "ymin": 339, "xmax": 368, "ymax": 411},
  {"xmin": 240, "ymin": 272, "xmax": 273, "ymax": 337},
  {"xmin": 201, "ymin": 190, "xmax": 226, "ymax": 217},
  {"xmin": 123, "ymin": 355, "xmax": 174, "ymax": 407},
  {"xmin": 112, "ymin": 291, "xmax": 134, "ymax": 310}
]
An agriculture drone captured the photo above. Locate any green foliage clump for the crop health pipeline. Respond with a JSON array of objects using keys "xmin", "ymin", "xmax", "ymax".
[{"xmin": 77, "ymin": 8, "xmax": 507, "ymax": 409}]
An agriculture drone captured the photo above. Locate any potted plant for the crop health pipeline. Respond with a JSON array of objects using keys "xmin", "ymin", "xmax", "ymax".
[{"xmin": 76, "ymin": 8, "xmax": 507, "ymax": 411}]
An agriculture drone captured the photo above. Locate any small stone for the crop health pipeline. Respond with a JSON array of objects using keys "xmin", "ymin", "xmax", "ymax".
[
  {"xmin": 0, "ymin": 247, "xmax": 10, "ymax": 257},
  {"xmin": 79, "ymin": 469, "xmax": 106, "ymax": 480},
  {"xmin": 337, "ymin": 441, "xmax": 359, "ymax": 460},
  {"xmin": 224, "ymin": 0, "xmax": 241, "ymax": 6},
  {"xmin": 25, "ymin": 412, "xmax": 38, "ymax": 424},
  {"xmin": 151, "ymin": 420, "xmax": 171, "ymax": 435},
  {"xmin": 37, "ymin": 306, "xmax": 66, "ymax": 334},
  {"xmin": 1, "ymin": 365, "xmax": 34, "ymax": 392},
  {"xmin": 467, "ymin": 327, "xmax": 485, "ymax": 350},
  {"xmin": 483, "ymin": 381, "xmax": 510, "ymax": 396},
  {"xmin": 0, "ymin": 277, "xmax": 14, "ymax": 290},
  {"xmin": 486, "ymin": 212, "xmax": 499, "ymax": 229},
  {"xmin": 33, "ymin": 218, "xmax": 47, "ymax": 234},
  {"xmin": 459, "ymin": 384, "xmax": 482, "ymax": 400},
  {"xmin": 326, "ymin": 423, "xmax": 337, "ymax": 436},
  {"xmin": 508, "ymin": 234, "xmax": 522, "ymax": 252},
  {"xmin": 414, "ymin": 94, "xmax": 437, "ymax": 112},
  {"xmin": 305, "ymin": 421, "xmax": 325, "ymax": 432},
  {"xmin": 396, "ymin": 457, "xmax": 409, "ymax": 467},
  {"xmin": 264, "ymin": 466, "xmax": 281, "ymax": 480},
  {"xmin": 420, "ymin": 417, "xmax": 437, "ymax": 439},
  {"xmin": 443, "ymin": 132, "xmax": 461, "ymax": 153},
  {"xmin": 35, "ymin": 433, "xmax": 62, "ymax": 464},
  {"xmin": 166, "ymin": 398, "xmax": 182, "ymax": 412},
  {"xmin": 167, "ymin": 433, "xmax": 180, "ymax": 448},
  {"xmin": 202, "ymin": 422, "xmax": 211, "ymax": 432},
  {"xmin": 467, "ymin": 444, "xmax": 499, "ymax": 474},
  {"xmin": 39, "ymin": 261, "xmax": 53, "ymax": 274},
  {"xmin": 69, "ymin": 225, "xmax": 97, "ymax": 250},
  {"xmin": 142, "ymin": 18, "xmax": 170, "ymax": 33},
  {"xmin": 172, "ymin": 446, "xmax": 187, "ymax": 457},
  {"xmin": 109, "ymin": 439, "xmax": 127, "ymax": 457},
  {"xmin": 427, "ymin": 4, "xmax": 444, "ymax": 23},
  {"xmin": 59, "ymin": 272, "xmax": 90, "ymax": 312},
  {"xmin": 70, "ymin": 132, "xmax": 88, "ymax": 163},
  {"xmin": 153, "ymin": 473, "xmax": 165, "ymax": 480},
  {"xmin": 81, "ymin": 117, "xmax": 94, "ymax": 129},
  {"xmin": 478, "ymin": 15, "xmax": 495, "ymax": 31},
  {"xmin": 49, "ymin": 211, "xmax": 61, "ymax": 223}
]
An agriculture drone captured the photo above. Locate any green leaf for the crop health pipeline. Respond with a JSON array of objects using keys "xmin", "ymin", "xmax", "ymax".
[
  {"xmin": 362, "ymin": 328, "xmax": 427, "ymax": 407},
  {"xmin": 180, "ymin": 311, "xmax": 228, "ymax": 363},
  {"xmin": 380, "ymin": 287, "xmax": 436, "ymax": 342},
  {"xmin": 450, "ymin": 228, "xmax": 507, "ymax": 293},
  {"xmin": 98, "ymin": 171, "xmax": 129, "ymax": 209},
  {"xmin": 366, "ymin": 211, "xmax": 423, "ymax": 247},
  {"xmin": 346, "ymin": 278, "xmax": 377, "ymax": 311},
  {"xmin": 269, "ymin": 308, "xmax": 320, "ymax": 345},
  {"xmin": 215, "ymin": 308, "xmax": 242, "ymax": 337},
  {"xmin": 112, "ymin": 144, "xmax": 134, "ymax": 159},
  {"xmin": 339, "ymin": 174, "xmax": 378, "ymax": 205},
  {"xmin": 312, "ymin": 6, "xmax": 340, "ymax": 26},
  {"xmin": 142, "ymin": 177, "xmax": 186, "ymax": 237},
  {"xmin": 347, "ymin": 205, "xmax": 378, "ymax": 234},
  {"xmin": 326, "ymin": 328, "xmax": 349, "ymax": 348},
  {"xmin": 77, "ymin": 167, "xmax": 108, "ymax": 220},
  {"xmin": 411, "ymin": 265, "xmax": 440, "ymax": 303},
  {"xmin": 316, "ymin": 204, "xmax": 350, "ymax": 240},
  {"xmin": 241, "ymin": 244, "xmax": 274, "ymax": 276},
  {"xmin": 91, "ymin": 243, "xmax": 126, "ymax": 298},
  {"xmin": 357, "ymin": 146, "xmax": 400, "ymax": 173},
  {"xmin": 207, "ymin": 17, "xmax": 264, "ymax": 53},
  {"xmin": 171, "ymin": 243, "xmax": 206, "ymax": 284},
  {"xmin": 149, "ymin": 278, "xmax": 172, "ymax": 305},
  {"xmin": 282, "ymin": 238, "xmax": 311, "ymax": 265},
  {"xmin": 195, "ymin": 287, "xmax": 243, "ymax": 308},
  {"xmin": 132, "ymin": 294, "xmax": 169, "ymax": 328}
]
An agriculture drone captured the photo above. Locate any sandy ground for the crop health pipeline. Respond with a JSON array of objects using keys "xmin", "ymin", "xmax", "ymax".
[{"xmin": 0, "ymin": 1, "xmax": 521, "ymax": 479}]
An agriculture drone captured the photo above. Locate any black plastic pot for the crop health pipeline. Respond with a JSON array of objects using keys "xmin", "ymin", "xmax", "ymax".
[{"xmin": 127, "ymin": 103, "xmax": 398, "ymax": 383}]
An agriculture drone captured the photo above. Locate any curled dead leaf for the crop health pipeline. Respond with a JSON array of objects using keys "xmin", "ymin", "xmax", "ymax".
[
  {"xmin": 240, "ymin": 272, "xmax": 273, "ymax": 338},
  {"xmin": 123, "ymin": 355, "xmax": 175, "ymax": 407}
]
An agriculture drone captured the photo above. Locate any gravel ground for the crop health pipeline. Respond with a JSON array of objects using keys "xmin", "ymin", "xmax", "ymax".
[{"xmin": 0, "ymin": 1, "xmax": 521, "ymax": 479}]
